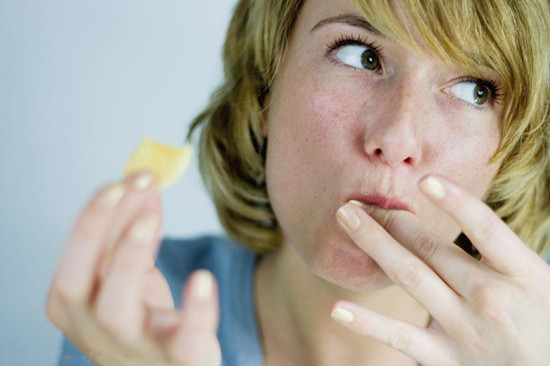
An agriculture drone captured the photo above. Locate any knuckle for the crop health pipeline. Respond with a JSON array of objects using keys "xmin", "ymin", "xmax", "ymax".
[
  {"xmin": 472, "ymin": 282, "xmax": 498, "ymax": 307},
  {"xmin": 46, "ymin": 287, "xmax": 90, "ymax": 337},
  {"xmin": 95, "ymin": 311, "xmax": 127, "ymax": 340},
  {"xmin": 472, "ymin": 282, "xmax": 512, "ymax": 324},
  {"xmin": 388, "ymin": 327, "xmax": 411, "ymax": 352},
  {"xmin": 52, "ymin": 279, "xmax": 86, "ymax": 306},
  {"xmin": 411, "ymin": 232, "xmax": 439, "ymax": 261},
  {"xmin": 46, "ymin": 290, "xmax": 65, "ymax": 327},
  {"xmin": 469, "ymin": 216, "xmax": 497, "ymax": 242},
  {"xmin": 395, "ymin": 259, "xmax": 424, "ymax": 290}
]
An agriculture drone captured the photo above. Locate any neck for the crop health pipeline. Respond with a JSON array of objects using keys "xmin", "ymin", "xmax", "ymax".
[{"xmin": 254, "ymin": 242, "xmax": 429, "ymax": 366}]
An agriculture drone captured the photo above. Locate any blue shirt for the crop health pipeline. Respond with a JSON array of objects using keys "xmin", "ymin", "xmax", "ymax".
[{"xmin": 57, "ymin": 235, "xmax": 264, "ymax": 366}]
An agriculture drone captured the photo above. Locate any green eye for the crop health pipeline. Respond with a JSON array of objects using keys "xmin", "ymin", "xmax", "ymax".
[
  {"xmin": 336, "ymin": 45, "xmax": 381, "ymax": 71},
  {"xmin": 361, "ymin": 49, "xmax": 380, "ymax": 71},
  {"xmin": 473, "ymin": 84, "xmax": 489, "ymax": 105},
  {"xmin": 451, "ymin": 81, "xmax": 492, "ymax": 106}
]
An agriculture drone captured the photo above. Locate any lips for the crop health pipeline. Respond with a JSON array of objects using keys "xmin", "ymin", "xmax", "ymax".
[{"xmin": 347, "ymin": 193, "xmax": 415, "ymax": 214}]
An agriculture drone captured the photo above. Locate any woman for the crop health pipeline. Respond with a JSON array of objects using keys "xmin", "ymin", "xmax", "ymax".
[{"xmin": 47, "ymin": 0, "xmax": 550, "ymax": 364}]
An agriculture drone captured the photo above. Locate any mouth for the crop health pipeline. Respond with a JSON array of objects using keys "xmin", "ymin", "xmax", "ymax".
[{"xmin": 346, "ymin": 194, "xmax": 415, "ymax": 214}]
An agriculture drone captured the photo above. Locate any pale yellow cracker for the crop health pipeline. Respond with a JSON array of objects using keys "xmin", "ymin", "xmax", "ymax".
[{"xmin": 124, "ymin": 137, "xmax": 193, "ymax": 190}]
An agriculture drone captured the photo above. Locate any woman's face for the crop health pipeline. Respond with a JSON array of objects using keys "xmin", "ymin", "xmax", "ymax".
[{"xmin": 264, "ymin": 0, "xmax": 504, "ymax": 290}]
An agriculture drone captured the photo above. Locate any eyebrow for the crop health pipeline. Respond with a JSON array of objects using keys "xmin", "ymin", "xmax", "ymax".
[{"xmin": 310, "ymin": 14, "xmax": 385, "ymax": 38}]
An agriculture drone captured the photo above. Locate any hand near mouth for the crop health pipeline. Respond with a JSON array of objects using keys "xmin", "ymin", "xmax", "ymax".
[{"xmin": 332, "ymin": 175, "xmax": 550, "ymax": 366}]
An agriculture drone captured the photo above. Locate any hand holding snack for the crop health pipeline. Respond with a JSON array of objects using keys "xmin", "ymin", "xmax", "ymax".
[{"xmin": 46, "ymin": 139, "xmax": 221, "ymax": 366}]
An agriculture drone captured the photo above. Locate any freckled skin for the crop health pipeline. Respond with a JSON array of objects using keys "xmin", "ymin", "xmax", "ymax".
[{"xmin": 264, "ymin": 0, "xmax": 503, "ymax": 291}]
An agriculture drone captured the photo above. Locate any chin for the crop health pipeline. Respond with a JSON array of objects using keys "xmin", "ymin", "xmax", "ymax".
[{"xmin": 308, "ymin": 235, "xmax": 394, "ymax": 292}]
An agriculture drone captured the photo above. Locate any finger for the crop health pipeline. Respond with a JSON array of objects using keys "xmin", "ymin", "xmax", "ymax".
[
  {"xmin": 94, "ymin": 211, "xmax": 162, "ymax": 345},
  {"xmin": 50, "ymin": 182, "xmax": 125, "ymax": 308},
  {"xmin": 98, "ymin": 172, "xmax": 161, "ymax": 278},
  {"xmin": 142, "ymin": 267, "xmax": 178, "ymax": 339},
  {"xmin": 330, "ymin": 301, "xmax": 456, "ymax": 366},
  {"xmin": 51, "ymin": 171, "xmax": 156, "ymax": 306},
  {"xmin": 167, "ymin": 270, "xmax": 221, "ymax": 366},
  {"xmin": 418, "ymin": 175, "xmax": 543, "ymax": 275},
  {"xmin": 336, "ymin": 202, "xmax": 462, "ymax": 324},
  {"xmin": 142, "ymin": 267, "xmax": 175, "ymax": 310},
  {"xmin": 356, "ymin": 201, "xmax": 488, "ymax": 298}
]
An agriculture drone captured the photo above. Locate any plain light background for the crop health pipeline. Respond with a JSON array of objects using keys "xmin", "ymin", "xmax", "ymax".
[
  {"xmin": 0, "ymin": 1, "xmax": 236, "ymax": 365},
  {"xmin": 3, "ymin": 2, "xmax": 550, "ymax": 366}
]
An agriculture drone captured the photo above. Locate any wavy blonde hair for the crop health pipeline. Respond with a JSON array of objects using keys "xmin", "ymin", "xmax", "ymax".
[{"xmin": 188, "ymin": 0, "xmax": 550, "ymax": 255}]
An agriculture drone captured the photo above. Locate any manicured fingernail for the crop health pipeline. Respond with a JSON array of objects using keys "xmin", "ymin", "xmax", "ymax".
[
  {"xmin": 337, "ymin": 204, "xmax": 360, "ymax": 231},
  {"xmin": 419, "ymin": 176, "xmax": 446, "ymax": 199},
  {"xmin": 192, "ymin": 270, "xmax": 213, "ymax": 301},
  {"xmin": 331, "ymin": 307, "xmax": 354, "ymax": 323},
  {"xmin": 348, "ymin": 199, "xmax": 375, "ymax": 215},
  {"xmin": 133, "ymin": 172, "xmax": 153, "ymax": 190},
  {"xmin": 97, "ymin": 184, "xmax": 125, "ymax": 209},
  {"xmin": 348, "ymin": 200, "xmax": 368, "ymax": 209},
  {"xmin": 129, "ymin": 214, "xmax": 160, "ymax": 243}
]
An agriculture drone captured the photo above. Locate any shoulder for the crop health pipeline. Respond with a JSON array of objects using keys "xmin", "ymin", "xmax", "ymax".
[
  {"xmin": 159, "ymin": 234, "xmax": 253, "ymax": 265},
  {"xmin": 158, "ymin": 234, "xmax": 256, "ymax": 278}
]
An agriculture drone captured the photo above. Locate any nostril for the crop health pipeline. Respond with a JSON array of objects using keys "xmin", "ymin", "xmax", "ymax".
[
  {"xmin": 375, "ymin": 148, "xmax": 383, "ymax": 156},
  {"xmin": 404, "ymin": 157, "xmax": 413, "ymax": 164}
]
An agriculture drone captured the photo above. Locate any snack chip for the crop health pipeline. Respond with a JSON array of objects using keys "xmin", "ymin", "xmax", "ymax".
[{"xmin": 124, "ymin": 137, "xmax": 193, "ymax": 189}]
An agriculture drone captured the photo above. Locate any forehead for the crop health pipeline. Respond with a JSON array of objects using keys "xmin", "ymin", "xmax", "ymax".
[
  {"xmin": 296, "ymin": 0, "xmax": 503, "ymax": 80},
  {"xmin": 297, "ymin": 0, "xmax": 428, "ymax": 52},
  {"xmin": 297, "ymin": 0, "xmax": 366, "ymax": 30}
]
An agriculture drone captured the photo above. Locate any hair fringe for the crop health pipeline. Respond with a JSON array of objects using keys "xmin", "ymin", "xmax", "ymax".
[{"xmin": 189, "ymin": 0, "xmax": 550, "ymax": 255}]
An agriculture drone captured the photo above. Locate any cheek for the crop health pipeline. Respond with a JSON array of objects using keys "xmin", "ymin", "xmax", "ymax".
[
  {"xmin": 418, "ymin": 119, "xmax": 501, "ymax": 239},
  {"xmin": 264, "ymin": 73, "xmax": 359, "ymax": 242},
  {"xmin": 433, "ymin": 129, "xmax": 501, "ymax": 199},
  {"xmin": 266, "ymin": 75, "xmax": 358, "ymax": 183},
  {"xmin": 288, "ymin": 79, "xmax": 353, "ymax": 149}
]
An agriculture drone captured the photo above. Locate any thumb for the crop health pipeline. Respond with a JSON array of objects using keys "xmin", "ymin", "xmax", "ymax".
[{"xmin": 168, "ymin": 270, "xmax": 222, "ymax": 365}]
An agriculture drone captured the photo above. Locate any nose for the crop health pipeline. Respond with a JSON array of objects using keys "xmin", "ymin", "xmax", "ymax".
[{"xmin": 363, "ymin": 83, "xmax": 423, "ymax": 168}]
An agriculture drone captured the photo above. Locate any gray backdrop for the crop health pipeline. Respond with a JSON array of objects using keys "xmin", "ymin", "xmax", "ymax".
[{"xmin": 0, "ymin": 1, "xmax": 234, "ymax": 365}]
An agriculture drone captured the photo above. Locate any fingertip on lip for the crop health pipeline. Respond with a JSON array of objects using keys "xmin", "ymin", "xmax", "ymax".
[
  {"xmin": 348, "ymin": 200, "xmax": 369, "ymax": 209},
  {"xmin": 345, "ymin": 199, "xmax": 416, "ymax": 215},
  {"xmin": 347, "ymin": 200, "xmax": 378, "ymax": 215}
]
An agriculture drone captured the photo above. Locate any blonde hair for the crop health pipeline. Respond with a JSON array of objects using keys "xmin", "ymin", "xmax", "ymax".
[{"xmin": 188, "ymin": 0, "xmax": 550, "ymax": 255}]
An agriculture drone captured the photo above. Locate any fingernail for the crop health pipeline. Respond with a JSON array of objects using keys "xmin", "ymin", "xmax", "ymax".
[
  {"xmin": 331, "ymin": 307, "xmax": 354, "ymax": 323},
  {"xmin": 337, "ymin": 204, "xmax": 360, "ymax": 231},
  {"xmin": 129, "ymin": 214, "xmax": 160, "ymax": 243},
  {"xmin": 133, "ymin": 172, "xmax": 153, "ymax": 190},
  {"xmin": 192, "ymin": 270, "xmax": 213, "ymax": 301},
  {"xmin": 348, "ymin": 199, "xmax": 374, "ymax": 214},
  {"xmin": 348, "ymin": 200, "xmax": 368, "ymax": 209},
  {"xmin": 419, "ymin": 176, "xmax": 446, "ymax": 199},
  {"xmin": 97, "ymin": 184, "xmax": 125, "ymax": 209}
]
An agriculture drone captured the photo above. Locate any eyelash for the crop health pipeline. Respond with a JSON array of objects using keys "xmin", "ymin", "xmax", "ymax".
[
  {"xmin": 326, "ymin": 34, "xmax": 504, "ymax": 108},
  {"xmin": 325, "ymin": 34, "xmax": 383, "ymax": 68},
  {"xmin": 455, "ymin": 76, "xmax": 504, "ymax": 106}
]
